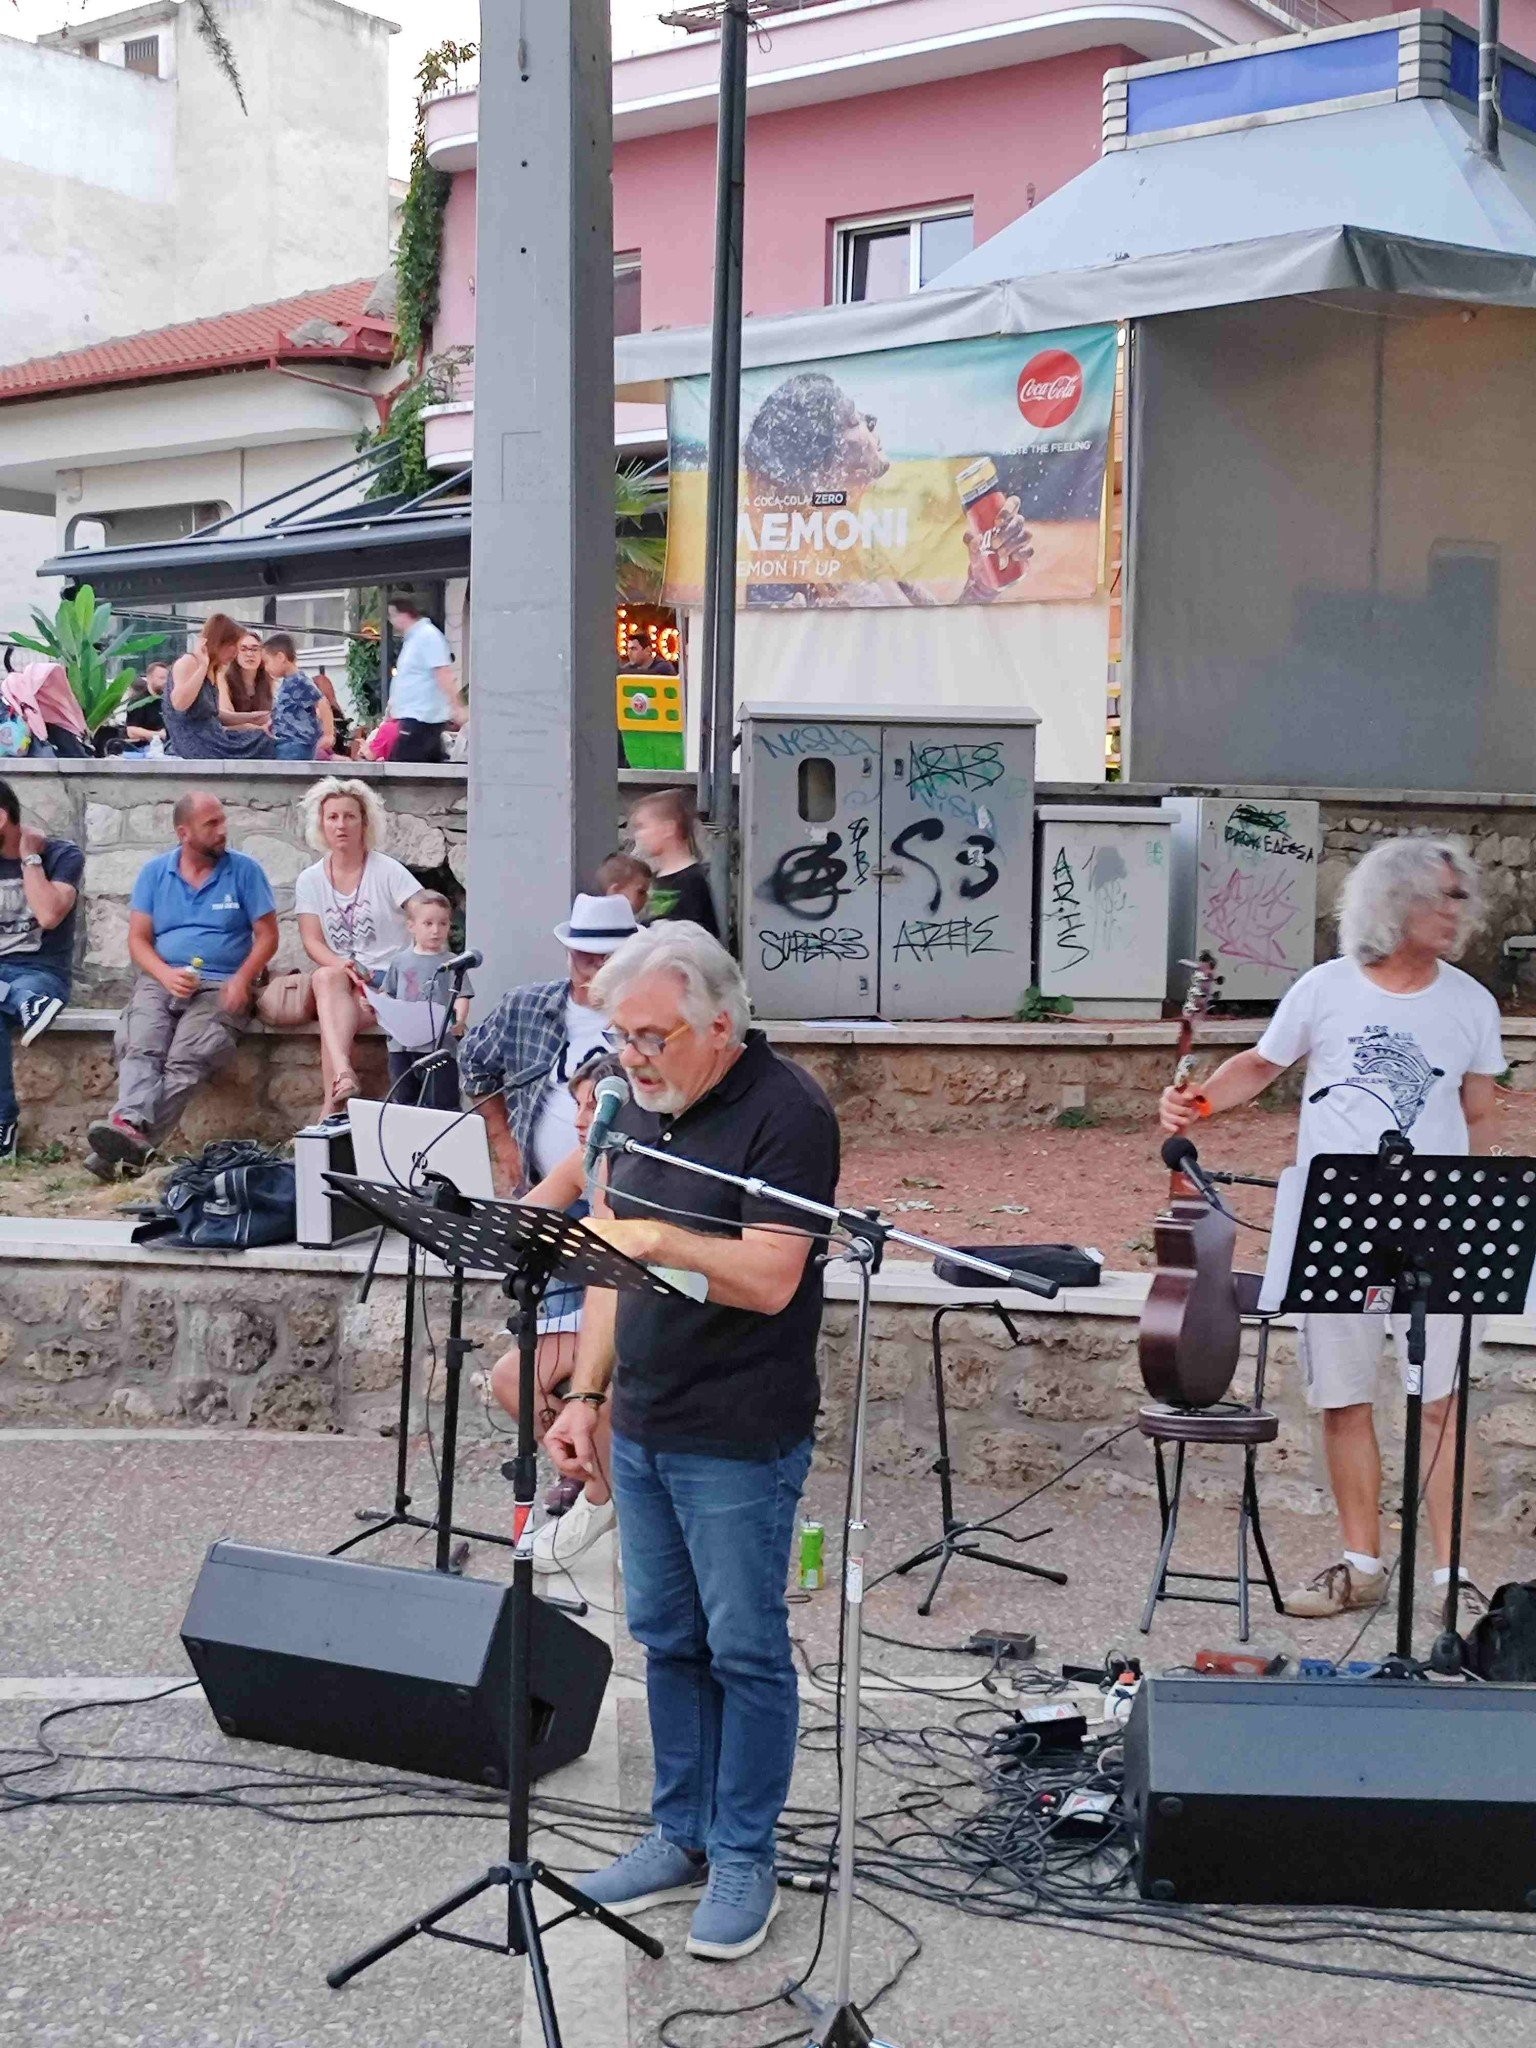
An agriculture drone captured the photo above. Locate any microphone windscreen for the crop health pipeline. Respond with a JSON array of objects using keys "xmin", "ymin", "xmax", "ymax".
[
  {"xmin": 595, "ymin": 1075, "xmax": 630, "ymax": 1110},
  {"xmin": 1161, "ymin": 1134, "xmax": 1197, "ymax": 1171}
]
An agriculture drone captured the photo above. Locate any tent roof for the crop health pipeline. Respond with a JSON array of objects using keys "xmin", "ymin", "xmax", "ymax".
[{"xmin": 614, "ymin": 97, "xmax": 1536, "ymax": 397}]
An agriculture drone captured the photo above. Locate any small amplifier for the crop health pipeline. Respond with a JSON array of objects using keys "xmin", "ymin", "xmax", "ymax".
[
  {"xmin": 1124, "ymin": 1674, "xmax": 1536, "ymax": 1910},
  {"xmin": 294, "ymin": 1121, "xmax": 374, "ymax": 1248}
]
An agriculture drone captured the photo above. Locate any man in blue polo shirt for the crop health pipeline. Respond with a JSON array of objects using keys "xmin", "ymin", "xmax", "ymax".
[{"xmin": 86, "ymin": 791, "xmax": 278, "ymax": 1177}]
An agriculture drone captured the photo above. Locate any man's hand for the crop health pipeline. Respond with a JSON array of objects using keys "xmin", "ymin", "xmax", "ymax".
[
  {"xmin": 219, "ymin": 973, "xmax": 255, "ymax": 1018},
  {"xmin": 581, "ymin": 1216, "xmax": 661, "ymax": 1263},
  {"xmin": 18, "ymin": 825, "xmax": 46, "ymax": 858},
  {"xmin": 545, "ymin": 1401, "xmax": 601, "ymax": 1482},
  {"xmin": 1159, "ymin": 1086, "xmax": 1206, "ymax": 1136},
  {"xmin": 160, "ymin": 965, "xmax": 202, "ymax": 1000}
]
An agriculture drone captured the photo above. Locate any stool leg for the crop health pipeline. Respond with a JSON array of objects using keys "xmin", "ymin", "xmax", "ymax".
[
  {"xmin": 1236, "ymin": 1448, "xmax": 1254, "ymax": 1643},
  {"xmin": 1140, "ymin": 1441, "xmax": 1185, "ymax": 1635},
  {"xmin": 1246, "ymin": 1461, "xmax": 1283, "ymax": 1613}
]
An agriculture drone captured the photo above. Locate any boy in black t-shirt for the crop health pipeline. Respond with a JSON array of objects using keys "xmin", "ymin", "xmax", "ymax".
[
  {"xmin": 0, "ymin": 778, "xmax": 82, "ymax": 1159},
  {"xmin": 627, "ymin": 787, "xmax": 719, "ymax": 937}
]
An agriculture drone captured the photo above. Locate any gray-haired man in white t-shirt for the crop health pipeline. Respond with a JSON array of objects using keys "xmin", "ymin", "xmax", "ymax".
[{"xmin": 1161, "ymin": 836, "xmax": 1504, "ymax": 1621}]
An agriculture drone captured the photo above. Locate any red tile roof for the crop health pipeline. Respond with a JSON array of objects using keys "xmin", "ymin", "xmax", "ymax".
[{"xmin": 0, "ymin": 279, "xmax": 394, "ymax": 406}]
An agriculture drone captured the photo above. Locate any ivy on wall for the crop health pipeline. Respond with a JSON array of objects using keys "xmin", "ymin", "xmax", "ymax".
[{"xmin": 396, "ymin": 38, "xmax": 478, "ymax": 367}]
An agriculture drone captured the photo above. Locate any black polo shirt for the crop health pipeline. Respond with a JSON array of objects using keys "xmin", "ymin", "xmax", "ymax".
[{"xmin": 605, "ymin": 1029, "xmax": 840, "ymax": 1456}]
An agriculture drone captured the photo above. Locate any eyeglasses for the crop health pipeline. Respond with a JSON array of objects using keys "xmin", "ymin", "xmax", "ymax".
[{"xmin": 604, "ymin": 1021, "xmax": 691, "ymax": 1060}]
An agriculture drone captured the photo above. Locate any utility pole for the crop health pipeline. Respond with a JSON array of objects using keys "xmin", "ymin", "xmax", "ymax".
[
  {"xmin": 665, "ymin": 1, "xmax": 751, "ymax": 945},
  {"xmin": 468, "ymin": 0, "xmax": 614, "ymax": 996}
]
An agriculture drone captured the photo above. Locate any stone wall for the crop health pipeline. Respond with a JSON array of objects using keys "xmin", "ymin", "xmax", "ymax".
[
  {"xmin": 4, "ymin": 1247, "xmax": 1535, "ymax": 1538},
  {"xmin": 2, "ymin": 759, "xmax": 467, "ymax": 1005}
]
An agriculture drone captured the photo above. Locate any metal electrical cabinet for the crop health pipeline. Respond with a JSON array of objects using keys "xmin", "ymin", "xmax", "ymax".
[
  {"xmin": 739, "ymin": 703, "xmax": 1038, "ymax": 1021},
  {"xmin": 1164, "ymin": 796, "xmax": 1320, "ymax": 1003},
  {"xmin": 1036, "ymin": 806, "xmax": 1173, "ymax": 1018}
]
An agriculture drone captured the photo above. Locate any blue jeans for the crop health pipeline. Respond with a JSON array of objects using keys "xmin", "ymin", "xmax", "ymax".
[
  {"xmin": 609, "ymin": 1431, "xmax": 812, "ymax": 1867},
  {"xmin": 0, "ymin": 962, "xmax": 69, "ymax": 1124}
]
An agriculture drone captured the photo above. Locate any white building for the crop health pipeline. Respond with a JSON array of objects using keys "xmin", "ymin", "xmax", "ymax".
[{"xmin": 0, "ymin": 0, "xmax": 395, "ymax": 621}]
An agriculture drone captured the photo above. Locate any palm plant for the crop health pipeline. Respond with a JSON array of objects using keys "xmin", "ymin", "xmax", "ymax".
[
  {"xmin": 616, "ymin": 462, "xmax": 669, "ymax": 602},
  {"xmin": 9, "ymin": 587, "xmax": 165, "ymax": 735}
]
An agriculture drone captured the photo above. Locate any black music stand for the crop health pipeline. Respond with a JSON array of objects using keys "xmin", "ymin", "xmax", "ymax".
[
  {"xmin": 323, "ymin": 1178, "xmax": 682, "ymax": 2044},
  {"xmin": 328, "ymin": 1161, "xmax": 521, "ymax": 1578},
  {"xmin": 1274, "ymin": 1144, "xmax": 1536, "ymax": 1669},
  {"xmin": 887, "ymin": 1301, "xmax": 1066, "ymax": 1613}
]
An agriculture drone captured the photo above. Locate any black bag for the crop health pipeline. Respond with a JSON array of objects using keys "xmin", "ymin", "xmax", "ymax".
[
  {"xmin": 931, "ymin": 1242, "xmax": 1102, "ymax": 1290},
  {"xmin": 131, "ymin": 1141, "xmax": 297, "ymax": 1251},
  {"xmin": 1466, "ymin": 1580, "xmax": 1536, "ymax": 1682}
]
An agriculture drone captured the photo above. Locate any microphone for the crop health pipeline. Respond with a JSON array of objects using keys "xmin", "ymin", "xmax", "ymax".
[
  {"xmin": 584, "ymin": 1075, "xmax": 630, "ymax": 1178},
  {"xmin": 431, "ymin": 948, "xmax": 484, "ymax": 979},
  {"xmin": 1160, "ymin": 1134, "xmax": 1222, "ymax": 1205}
]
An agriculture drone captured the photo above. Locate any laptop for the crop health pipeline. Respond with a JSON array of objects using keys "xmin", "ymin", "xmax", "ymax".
[{"xmin": 346, "ymin": 1097, "xmax": 496, "ymax": 1202}]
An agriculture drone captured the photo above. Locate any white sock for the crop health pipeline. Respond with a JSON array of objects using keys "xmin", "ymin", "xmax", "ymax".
[
  {"xmin": 1343, "ymin": 1550, "xmax": 1383, "ymax": 1577},
  {"xmin": 1432, "ymin": 1565, "xmax": 1472, "ymax": 1586}
]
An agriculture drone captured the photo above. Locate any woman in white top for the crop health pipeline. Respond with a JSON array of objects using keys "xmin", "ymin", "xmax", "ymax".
[{"xmin": 283, "ymin": 777, "xmax": 422, "ymax": 1114}]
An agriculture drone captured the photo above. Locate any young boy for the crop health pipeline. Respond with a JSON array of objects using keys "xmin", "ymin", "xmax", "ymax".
[
  {"xmin": 595, "ymin": 850, "xmax": 653, "ymax": 920},
  {"xmin": 376, "ymin": 891, "xmax": 472, "ymax": 1110},
  {"xmin": 626, "ymin": 787, "xmax": 718, "ymax": 936},
  {"xmin": 263, "ymin": 634, "xmax": 335, "ymax": 762}
]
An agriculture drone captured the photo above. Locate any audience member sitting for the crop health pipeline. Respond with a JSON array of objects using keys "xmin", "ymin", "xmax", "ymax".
[
  {"xmin": 124, "ymin": 660, "xmax": 170, "ymax": 753},
  {"xmin": 262, "ymin": 777, "xmax": 422, "ymax": 1115},
  {"xmin": 1, "ymin": 659, "xmax": 92, "ymax": 758},
  {"xmin": 376, "ymin": 889, "xmax": 471, "ymax": 1110},
  {"xmin": 0, "ymin": 777, "xmax": 81, "ymax": 1162},
  {"xmin": 86, "ymin": 792, "xmax": 277, "ymax": 1178},
  {"xmin": 164, "ymin": 615, "xmax": 275, "ymax": 761},
  {"xmin": 459, "ymin": 891, "xmax": 638, "ymax": 1192},
  {"xmin": 220, "ymin": 628, "xmax": 274, "ymax": 732},
  {"xmin": 264, "ymin": 634, "xmax": 334, "ymax": 761},
  {"xmin": 627, "ymin": 787, "xmax": 718, "ymax": 935},
  {"xmin": 595, "ymin": 851, "xmax": 654, "ymax": 920}
]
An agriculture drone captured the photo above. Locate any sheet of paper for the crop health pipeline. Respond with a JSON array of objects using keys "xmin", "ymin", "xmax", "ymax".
[
  {"xmin": 1258, "ymin": 1164, "xmax": 1305, "ymax": 1315},
  {"xmin": 370, "ymin": 990, "xmax": 449, "ymax": 1050}
]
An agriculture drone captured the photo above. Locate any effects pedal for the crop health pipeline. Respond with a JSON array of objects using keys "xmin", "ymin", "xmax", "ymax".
[
  {"xmin": 1194, "ymin": 1647, "xmax": 1288, "ymax": 1677},
  {"xmin": 964, "ymin": 1629, "xmax": 1038, "ymax": 1662}
]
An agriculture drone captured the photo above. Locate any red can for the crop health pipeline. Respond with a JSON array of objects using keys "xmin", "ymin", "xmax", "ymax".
[{"xmin": 956, "ymin": 457, "xmax": 1025, "ymax": 591}]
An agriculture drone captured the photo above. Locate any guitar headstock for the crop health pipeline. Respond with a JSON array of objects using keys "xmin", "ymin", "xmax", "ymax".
[{"xmin": 1180, "ymin": 951, "xmax": 1221, "ymax": 1024}]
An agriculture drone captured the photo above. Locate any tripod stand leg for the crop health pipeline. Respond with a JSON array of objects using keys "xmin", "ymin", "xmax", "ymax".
[
  {"xmin": 917, "ymin": 1541, "xmax": 955, "ymax": 1617},
  {"xmin": 327, "ymin": 1867, "xmax": 498, "ymax": 1988},
  {"xmin": 536, "ymin": 1866, "xmax": 665, "ymax": 1960},
  {"xmin": 511, "ymin": 1881, "xmax": 564, "ymax": 2048}
]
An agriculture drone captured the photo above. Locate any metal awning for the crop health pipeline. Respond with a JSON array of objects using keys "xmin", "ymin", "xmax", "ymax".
[{"xmin": 39, "ymin": 449, "xmax": 471, "ymax": 603}]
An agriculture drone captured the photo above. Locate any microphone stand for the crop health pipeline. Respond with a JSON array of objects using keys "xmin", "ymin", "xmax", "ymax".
[{"xmin": 600, "ymin": 1130, "xmax": 1057, "ymax": 2046}]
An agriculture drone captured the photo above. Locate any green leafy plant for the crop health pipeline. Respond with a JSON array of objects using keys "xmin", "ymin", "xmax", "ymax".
[
  {"xmin": 396, "ymin": 39, "xmax": 479, "ymax": 367},
  {"xmin": 9, "ymin": 586, "xmax": 164, "ymax": 735},
  {"xmin": 1054, "ymin": 1103, "xmax": 1100, "ymax": 1130},
  {"xmin": 616, "ymin": 461, "xmax": 669, "ymax": 602},
  {"xmin": 363, "ymin": 347, "xmax": 474, "ymax": 504},
  {"xmin": 1015, "ymin": 985, "xmax": 1075, "ymax": 1021},
  {"xmin": 346, "ymin": 595, "xmax": 383, "ymax": 722}
]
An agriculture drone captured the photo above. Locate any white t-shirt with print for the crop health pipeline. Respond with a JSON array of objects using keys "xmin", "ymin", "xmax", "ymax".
[
  {"xmin": 1257, "ymin": 957, "xmax": 1504, "ymax": 1169},
  {"xmin": 527, "ymin": 997, "xmax": 608, "ymax": 1182},
  {"xmin": 294, "ymin": 852, "xmax": 421, "ymax": 976}
]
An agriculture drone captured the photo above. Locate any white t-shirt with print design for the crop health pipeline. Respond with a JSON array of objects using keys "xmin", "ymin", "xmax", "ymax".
[
  {"xmin": 1256, "ymin": 956, "xmax": 1504, "ymax": 1170},
  {"xmin": 294, "ymin": 852, "xmax": 421, "ymax": 976}
]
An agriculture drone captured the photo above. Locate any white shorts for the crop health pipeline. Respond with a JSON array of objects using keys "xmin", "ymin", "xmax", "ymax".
[{"xmin": 1297, "ymin": 1313, "xmax": 1479, "ymax": 1410}]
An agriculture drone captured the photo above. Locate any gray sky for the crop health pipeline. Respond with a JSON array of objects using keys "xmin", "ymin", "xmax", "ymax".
[{"xmin": 6, "ymin": 3, "xmax": 695, "ymax": 177}]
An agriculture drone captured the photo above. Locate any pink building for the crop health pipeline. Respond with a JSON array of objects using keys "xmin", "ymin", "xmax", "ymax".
[{"xmin": 419, "ymin": 0, "xmax": 1536, "ymax": 468}]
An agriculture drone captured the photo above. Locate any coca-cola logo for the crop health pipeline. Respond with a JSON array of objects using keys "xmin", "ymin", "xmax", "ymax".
[{"xmin": 1017, "ymin": 349, "xmax": 1083, "ymax": 429}]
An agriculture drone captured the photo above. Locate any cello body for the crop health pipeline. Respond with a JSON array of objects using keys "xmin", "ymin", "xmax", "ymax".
[{"xmin": 1138, "ymin": 1196, "xmax": 1242, "ymax": 1408}]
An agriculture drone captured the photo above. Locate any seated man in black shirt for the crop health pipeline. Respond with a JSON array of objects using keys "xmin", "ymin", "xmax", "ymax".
[
  {"xmin": 546, "ymin": 922, "xmax": 838, "ymax": 1964},
  {"xmin": 626, "ymin": 787, "xmax": 719, "ymax": 938}
]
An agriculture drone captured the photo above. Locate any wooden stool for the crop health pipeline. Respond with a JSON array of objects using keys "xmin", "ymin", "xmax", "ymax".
[{"xmin": 1138, "ymin": 1272, "xmax": 1284, "ymax": 1643}]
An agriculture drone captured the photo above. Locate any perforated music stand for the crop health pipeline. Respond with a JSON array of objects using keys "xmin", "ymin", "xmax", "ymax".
[
  {"xmin": 322, "ymin": 1178, "xmax": 681, "ymax": 2046},
  {"xmin": 1275, "ymin": 1147, "xmax": 1536, "ymax": 1667}
]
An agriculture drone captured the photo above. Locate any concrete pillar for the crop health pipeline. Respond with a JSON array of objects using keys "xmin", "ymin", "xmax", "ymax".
[{"xmin": 468, "ymin": 1, "xmax": 614, "ymax": 998}]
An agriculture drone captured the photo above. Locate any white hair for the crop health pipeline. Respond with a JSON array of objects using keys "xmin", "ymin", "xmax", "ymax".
[
  {"xmin": 301, "ymin": 775, "xmax": 388, "ymax": 854},
  {"xmin": 1337, "ymin": 835, "xmax": 1483, "ymax": 964},
  {"xmin": 590, "ymin": 921, "xmax": 751, "ymax": 1041}
]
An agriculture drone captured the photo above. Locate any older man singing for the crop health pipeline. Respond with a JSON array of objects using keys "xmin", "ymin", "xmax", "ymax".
[{"xmin": 545, "ymin": 922, "xmax": 838, "ymax": 1963}]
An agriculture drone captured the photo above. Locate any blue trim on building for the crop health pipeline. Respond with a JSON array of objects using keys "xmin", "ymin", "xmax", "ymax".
[{"xmin": 1126, "ymin": 29, "xmax": 1400, "ymax": 138}]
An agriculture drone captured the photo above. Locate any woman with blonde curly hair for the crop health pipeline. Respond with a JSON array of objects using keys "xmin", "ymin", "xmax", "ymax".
[{"xmin": 259, "ymin": 777, "xmax": 423, "ymax": 1113}]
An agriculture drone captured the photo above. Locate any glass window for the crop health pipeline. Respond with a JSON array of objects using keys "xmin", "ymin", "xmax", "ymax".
[
  {"xmin": 836, "ymin": 208, "xmax": 973, "ymax": 304},
  {"xmin": 614, "ymin": 257, "xmax": 642, "ymax": 337},
  {"xmin": 918, "ymin": 210, "xmax": 974, "ymax": 285}
]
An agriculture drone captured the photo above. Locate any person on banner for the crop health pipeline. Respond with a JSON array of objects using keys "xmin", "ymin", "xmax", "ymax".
[
  {"xmin": 544, "ymin": 922, "xmax": 838, "ymax": 1964},
  {"xmin": 1160, "ymin": 837, "xmax": 1504, "ymax": 1623},
  {"xmin": 458, "ymin": 892, "xmax": 639, "ymax": 1193}
]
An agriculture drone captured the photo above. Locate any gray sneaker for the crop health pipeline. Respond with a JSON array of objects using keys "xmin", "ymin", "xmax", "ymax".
[
  {"xmin": 686, "ymin": 1858, "xmax": 781, "ymax": 1961},
  {"xmin": 1283, "ymin": 1559, "xmax": 1387, "ymax": 1619},
  {"xmin": 570, "ymin": 1829, "xmax": 706, "ymax": 1915}
]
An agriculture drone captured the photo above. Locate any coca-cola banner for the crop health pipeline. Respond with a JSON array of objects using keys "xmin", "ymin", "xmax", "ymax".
[{"xmin": 663, "ymin": 324, "xmax": 1117, "ymax": 611}]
